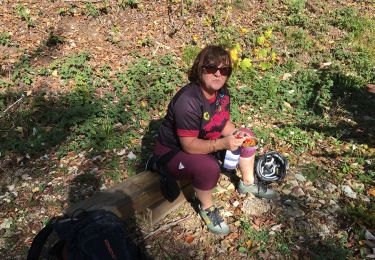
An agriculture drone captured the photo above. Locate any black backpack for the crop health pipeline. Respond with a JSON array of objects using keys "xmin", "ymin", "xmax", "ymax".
[{"xmin": 27, "ymin": 209, "xmax": 141, "ymax": 260}]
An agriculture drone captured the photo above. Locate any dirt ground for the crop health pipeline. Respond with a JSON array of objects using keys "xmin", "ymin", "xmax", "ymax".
[{"xmin": 1, "ymin": 0, "xmax": 374, "ymax": 259}]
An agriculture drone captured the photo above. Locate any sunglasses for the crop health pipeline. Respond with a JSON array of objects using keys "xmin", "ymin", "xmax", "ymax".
[{"xmin": 203, "ymin": 65, "xmax": 231, "ymax": 76}]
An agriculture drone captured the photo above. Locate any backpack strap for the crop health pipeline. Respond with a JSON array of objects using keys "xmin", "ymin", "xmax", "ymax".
[
  {"xmin": 146, "ymin": 148, "xmax": 181, "ymax": 202},
  {"xmin": 156, "ymin": 148, "xmax": 180, "ymax": 175},
  {"xmin": 146, "ymin": 147, "xmax": 180, "ymax": 175},
  {"xmin": 27, "ymin": 222, "xmax": 54, "ymax": 260}
]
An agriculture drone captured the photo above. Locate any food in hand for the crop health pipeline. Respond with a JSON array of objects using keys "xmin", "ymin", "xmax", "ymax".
[
  {"xmin": 242, "ymin": 137, "xmax": 257, "ymax": 147},
  {"xmin": 235, "ymin": 133, "xmax": 257, "ymax": 147}
]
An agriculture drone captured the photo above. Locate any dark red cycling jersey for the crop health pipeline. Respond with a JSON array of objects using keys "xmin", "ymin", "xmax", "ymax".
[{"xmin": 158, "ymin": 83, "xmax": 231, "ymax": 149}]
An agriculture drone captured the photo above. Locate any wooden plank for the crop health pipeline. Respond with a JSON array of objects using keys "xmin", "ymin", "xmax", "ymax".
[
  {"xmin": 65, "ymin": 171, "xmax": 161, "ymax": 218},
  {"xmin": 65, "ymin": 170, "xmax": 193, "ymax": 225},
  {"xmin": 143, "ymin": 184, "xmax": 195, "ymax": 225}
]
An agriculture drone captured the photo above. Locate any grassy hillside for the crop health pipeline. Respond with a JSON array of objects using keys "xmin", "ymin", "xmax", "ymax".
[{"xmin": 0, "ymin": 0, "xmax": 374, "ymax": 258}]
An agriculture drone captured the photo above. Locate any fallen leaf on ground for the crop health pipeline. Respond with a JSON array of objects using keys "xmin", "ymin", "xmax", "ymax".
[
  {"xmin": 227, "ymin": 232, "xmax": 239, "ymax": 240},
  {"xmin": 184, "ymin": 235, "xmax": 195, "ymax": 244},
  {"xmin": 368, "ymin": 188, "xmax": 375, "ymax": 197}
]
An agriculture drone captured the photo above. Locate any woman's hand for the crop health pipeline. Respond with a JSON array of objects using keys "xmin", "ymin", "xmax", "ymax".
[{"xmin": 221, "ymin": 134, "xmax": 245, "ymax": 151}]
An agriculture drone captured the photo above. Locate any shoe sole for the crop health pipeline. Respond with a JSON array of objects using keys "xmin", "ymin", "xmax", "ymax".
[{"xmin": 238, "ymin": 189, "xmax": 277, "ymax": 199}]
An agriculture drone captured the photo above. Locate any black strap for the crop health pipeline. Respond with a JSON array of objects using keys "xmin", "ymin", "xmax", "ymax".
[
  {"xmin": 27, "ymin": 223, "xmax": 54, "ymax": 260},
  {"xmin": 150, "ymin": 148, "xmax": 181, "ymax": 202},
  {"xmin": 156, "ymin": 147, "xmax": 180, "ymax": 174}
]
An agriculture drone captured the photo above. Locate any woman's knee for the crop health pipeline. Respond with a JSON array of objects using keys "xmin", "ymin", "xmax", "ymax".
[{"xmin": 190, "ymin": 156, "xmax": 220, "ymax": 190}]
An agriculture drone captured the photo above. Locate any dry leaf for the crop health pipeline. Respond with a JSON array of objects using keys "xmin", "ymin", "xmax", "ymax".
[
  {"xmin": 283, "ymin": 101, "xmax": 293, "ymax": 109},
  {"xmin": 185, "ymin": 235, "xmax": 195, "ymax": 244},
  {"xmin": 281, "ymin": 73, "xmax": 292, "ymax": 80},
  {"xmin": 320, "ymin": 61, "xmax": 332, "ymax": 68},
  {"xmin": 227, "ymin": 232, "xmax": 239, "ymax": 240},
  {"xmin": 367, "ymin": 84, "xmax": 375, "ymax": 93}
]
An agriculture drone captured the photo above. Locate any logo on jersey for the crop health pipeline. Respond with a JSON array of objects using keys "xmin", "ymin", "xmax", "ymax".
[
  {"xmin": 178, "ymin": 162, "xmax": 185, "ymax": 170},
  {"xmin": 203, "ymin": 112, "xmax": 210, "ymax": 121}
]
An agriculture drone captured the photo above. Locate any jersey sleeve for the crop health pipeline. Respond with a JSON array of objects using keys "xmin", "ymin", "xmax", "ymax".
[{"xmin": 174, "ymin": 94, "xmax": 201, "ymax": 137}]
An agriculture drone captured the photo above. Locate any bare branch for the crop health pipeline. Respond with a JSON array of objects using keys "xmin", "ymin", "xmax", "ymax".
[{"xmin": 144, "ymin": 215, "xmax": 190, "ymax": 240}]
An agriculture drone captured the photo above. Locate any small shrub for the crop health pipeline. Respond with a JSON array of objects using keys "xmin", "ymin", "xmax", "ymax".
[
  {"xmin": 15, "ymin": 4, "xmax": 34, "ymax": 27},
  {"xmin": 182, "ymin": 44, "xmax": 201, "ymax": 68},
  {"xmin": 119, "ymin": 0, "xmax": 139, "ymax": 9},
  {"xmin": 332, "ymin": 7, "xmax": 362, "ymax": 33},
  {"xmin": 284, "ymin": 0, "xmax": 308, "ymax": 27},
  {"xmin": 274, "ymin": 126, "xmax": 317, "ymax": 154},
  {"xmin": 0, "ymin": 32, "xmax": 15, "ymax": 47},
  {"xmin": 238, "ymin": 220, "xmax": 270, "ymax": 255},
  {"xmin": 84, "ymin": 3, "xmax": 100, "ymax": 17},
  {"xmin": 45, "ymin": 31, "xmax": 64, "ymax": 47},
  {"xmin": 285, "ymin": 27, "xmax": 313, "ymax": 51},
  {"xmin": 301, "ymin": 162, "xmax": 328, "ymax": 182},
  {"xmin": 11, "ymin": 56, "xmax": 34, "ymax": 85}
]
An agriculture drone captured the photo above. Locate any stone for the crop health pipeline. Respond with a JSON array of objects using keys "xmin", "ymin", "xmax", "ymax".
[
  {"xmin": 350, "ymin": 181, "xmax": 365, "ymax": 192},
  {"xmin": 329, "ymin": 200, "xmax": 336, "ymax": 205},
  {"xmin": 305, "ymin": 186, "xmax": 317, "ymax": 193},
  {"xmin": 328, "ymin": 204, "xmax": 341, "ymax": 213},
  {"xmin": 283, "ymin": 199, "xmax": 305, "ymax": 218},
  {"xmin": 232, "ymin": 200, "xmax": 240, "ymax": 207},
  {"xmin": 127, "ymin": 151, "xmax": 137, "ymax": 160},
  {"xmin": 319, "ymin": 224, "xmax": 330, "ymax": 236},
  {"xmin": 341, "ymin": 185, "xmax": 357, "ymax": 199},
  {"xmin": 21, "ymin": 174, "xmax": 32, "ymax": 180},
  {"xmin": 291, "ymin": 187, "xmax": 305, "ymax": 197},
  {"xmin": 226, "ymin": 183, "xmax": 235, "ymax": 191},
  {"xmin": 289, "ymin": 180, "xmax": 299, "ymax": 187},
  {"xmin": 325, "ymin": 182, "xmax": 338, "ymax": 193},
  {"xmin": 241, "ymin": 197, "xmax": 271, "ymax": 216},
  {"xmin": 365, "ymin": 230, "xmax": 375, "ymax": 241},
  {"xmin": 295, "ymin": 173, "xmax": 306, "ymax": 182},
  {"xmin": 359, "ymin": 195, "xmax": 370, "ymax": 203},
  {"xmin": 271, "ymin": 224, "xmax": 283, "ymax": 232}
]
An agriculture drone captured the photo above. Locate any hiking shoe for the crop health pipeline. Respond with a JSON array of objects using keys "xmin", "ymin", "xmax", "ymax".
[
  {"xmin": 199, "ymin": 205, "xmax": 230, "ymax": 235},
  {"xmin": 237, "ymin": 180, "xmax": 277, "ymax": 199}
]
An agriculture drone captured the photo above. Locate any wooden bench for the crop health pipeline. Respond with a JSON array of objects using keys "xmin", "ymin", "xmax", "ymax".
[{"xmin": 65, "ymin": 170, "xmax": 194, "ymax": 225}]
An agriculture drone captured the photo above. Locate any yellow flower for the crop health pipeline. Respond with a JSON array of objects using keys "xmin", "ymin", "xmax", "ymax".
[
  {"xmin": 230, "ymin": 48, "xmax": 239, "ymax": 63},
  {"xmin": 240, "ymin": 27, "xmax": 248, "ymax": 35},
  {"xmin": 264, "ymin": 28, "xmax": 273, "ymax": 39},
  {"xmin": 271, "ymin": 51, "xmax": 277, "ymax": 62}
]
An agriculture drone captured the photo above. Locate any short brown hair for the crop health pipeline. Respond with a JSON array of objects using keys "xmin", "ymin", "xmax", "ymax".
[{"xmin": 188, "ymin": 45, "xmax": 232, "ymax": 85}]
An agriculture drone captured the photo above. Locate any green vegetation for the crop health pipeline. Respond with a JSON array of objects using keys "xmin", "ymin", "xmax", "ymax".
[
  {"xmin": 238, "ymin": 220, "xmax": 270, "ymax": 256},
  {"xmin": 0, "ymin": 32, "xmax": 16, "ymax": 47},
  {"xmin": 15, "ymin": 4, "xmax": 35, "ymax": 27},
  {"xmin": 0, "ymin": 1, "xmax": 374, "ymax": 257}
]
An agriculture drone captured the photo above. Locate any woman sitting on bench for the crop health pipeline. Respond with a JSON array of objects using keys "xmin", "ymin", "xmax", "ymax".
[{"xmin": 150, "ymin": 45, "xmax": 276, "ymax": 235}]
